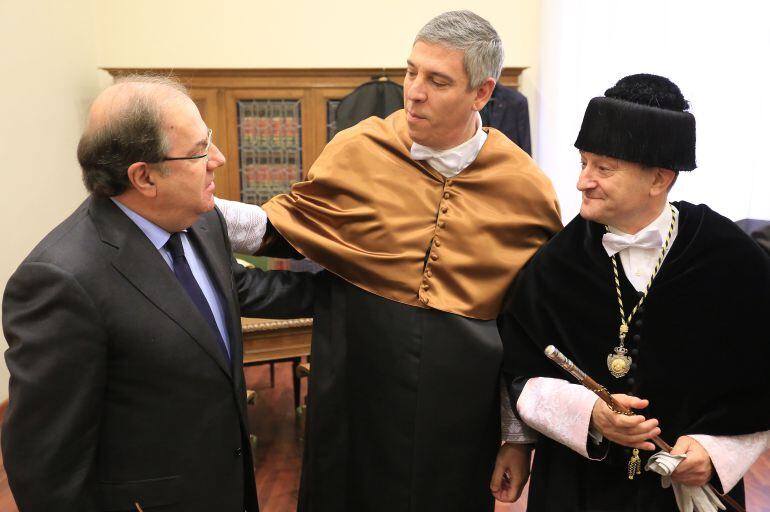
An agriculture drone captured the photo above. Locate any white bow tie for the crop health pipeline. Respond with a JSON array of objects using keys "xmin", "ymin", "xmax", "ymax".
[
  {"xmin": 410, "ymin": 144, "xmax": 464, "ymax": 172},
  {"xmin": 602, "ymin": 230, "xmax": 663, "ymax": 256}
]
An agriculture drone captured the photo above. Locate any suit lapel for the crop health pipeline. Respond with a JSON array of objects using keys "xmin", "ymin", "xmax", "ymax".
[
  {"xmin": 189, "ymin": 215, "xmax": 250, "ymax": 426},
  {"xmin": 188, "ymin": 215, "xmax": 244, "ymax": 361},
  {"xmin": 90, "ymin": 197, "xmax": 233, "ymax": 379}
]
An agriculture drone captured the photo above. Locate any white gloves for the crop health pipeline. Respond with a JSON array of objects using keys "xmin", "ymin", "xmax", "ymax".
[
  {"xmin": 645, "ymin": 452, "xmax": 726, "ymax": 512},
  {"xmin": 214, "ymin": 197, "xmax": 267, "ymax": 254}
]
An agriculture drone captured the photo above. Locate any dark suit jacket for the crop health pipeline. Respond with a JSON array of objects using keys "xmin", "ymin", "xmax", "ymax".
[
  {"xmin": 751, "ymin": 223, "xmax": 770, "ymax": 256},
  {"xmin": 480, "ymin": 85, "xmax": 532, "ymax": 155},
  {"xmin": 1, "ymin": 196, "xmax": 314, "ymax": 512}
]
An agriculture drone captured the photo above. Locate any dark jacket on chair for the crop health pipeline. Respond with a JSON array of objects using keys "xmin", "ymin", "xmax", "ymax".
[{"xmin": 481, "ymin": 85, "xmax": 532, "ymax": 155}]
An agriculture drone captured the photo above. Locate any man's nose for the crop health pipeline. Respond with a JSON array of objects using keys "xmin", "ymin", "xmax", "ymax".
[
  {"xmin": 576, "ymin": 167, "xmax": 593, "ymax": 191},
  {"xmin": 207, "ymin": 144, "xmax": 226, "ymax": 168},
  {"xmin": 406, "ymin": 78, "xmax": 427, "ymax": 103}
]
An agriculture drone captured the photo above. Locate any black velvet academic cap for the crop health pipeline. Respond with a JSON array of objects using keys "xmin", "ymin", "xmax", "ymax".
[{"xmin": 575, "ymin": 73, "xmax": 696, "ymax": 172}]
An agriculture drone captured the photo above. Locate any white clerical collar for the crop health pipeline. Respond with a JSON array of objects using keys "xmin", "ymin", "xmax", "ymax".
[{"xmin": 410, "ymin": 111, "xmax": 487, "ymax": 178}]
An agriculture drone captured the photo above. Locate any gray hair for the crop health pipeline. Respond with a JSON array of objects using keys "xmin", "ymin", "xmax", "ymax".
[
  {"xmin": 78, "ymin": 74, "xmax": 188, "ymax": 197},
  {"xmin": 415, "ymin": 10, "xmax": 504, "ymax": 89}
]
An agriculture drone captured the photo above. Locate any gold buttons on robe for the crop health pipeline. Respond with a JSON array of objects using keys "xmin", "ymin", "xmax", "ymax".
[{"xmin": 423, "ymin": 181, "xmax": 452, "ymax": 306}]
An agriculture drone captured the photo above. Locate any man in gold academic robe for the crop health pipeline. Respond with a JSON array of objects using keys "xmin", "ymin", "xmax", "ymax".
[{"xmin": 217, "ymin": 11, "xmax": 562, "ymax": 512}]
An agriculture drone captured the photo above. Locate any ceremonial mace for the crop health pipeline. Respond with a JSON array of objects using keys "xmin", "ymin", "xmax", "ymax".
[{"xmin": 544, "ymin": 345, "xmax": 745, "ymax": 512}]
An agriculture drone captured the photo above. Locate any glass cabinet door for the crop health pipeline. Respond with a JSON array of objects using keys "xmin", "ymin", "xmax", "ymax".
[{"xmin": 237, "ymin": 99, "xmax": 303, "ymax": 206}]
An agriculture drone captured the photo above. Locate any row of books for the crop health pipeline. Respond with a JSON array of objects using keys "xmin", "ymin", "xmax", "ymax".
[
  {"xmin": 238, "ymin": 100, "xmax": 301, "ymax": 149},
  {"xmin": 240, "ymin": 148, "xmax": 301, "ymax": 166}
]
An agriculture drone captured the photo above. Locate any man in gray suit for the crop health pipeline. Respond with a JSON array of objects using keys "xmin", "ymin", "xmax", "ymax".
[{"xmin": 1, "ymin": 76, "xmax": 313, "ymax": 512}]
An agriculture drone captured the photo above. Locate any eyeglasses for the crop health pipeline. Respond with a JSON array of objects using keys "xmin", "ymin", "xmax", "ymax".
[{"xmin": 160, "ymin": 128, "xmax": 213, "ymax": 162}]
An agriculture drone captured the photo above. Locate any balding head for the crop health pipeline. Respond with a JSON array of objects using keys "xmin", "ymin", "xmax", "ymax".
[{"xmin": 78, "ymin": 75, "xmax": 188, "ymax": 197}]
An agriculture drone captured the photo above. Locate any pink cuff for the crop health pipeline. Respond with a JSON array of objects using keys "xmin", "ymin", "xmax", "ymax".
[
  {"xmin": 517, "ymin": 377, "xmax": 599, "ymax": 459},
  {"xmin": 689, "ymin": 431, "xmax": 770, "ymax": 493}
]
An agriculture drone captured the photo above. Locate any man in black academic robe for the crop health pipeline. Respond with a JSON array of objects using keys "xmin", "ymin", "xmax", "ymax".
[{"xmin": 500, "ymin": 74, "xmax": 770, "ymax": 512}]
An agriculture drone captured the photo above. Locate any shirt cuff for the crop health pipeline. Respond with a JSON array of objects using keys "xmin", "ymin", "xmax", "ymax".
[
  {"xmin": 516, "ymin": 377, "xmax": 601, "ymax": 459},
  {"xmin": 689, "ymin": 430, "xmax": 770, "ymax": 493},
  {"xmin": 501, "ymin": 378, "xmax": 538, "ymax": 443},
  {"xmin": 214, "ymin": 197, "xmax": 267, "ymax": 254}
]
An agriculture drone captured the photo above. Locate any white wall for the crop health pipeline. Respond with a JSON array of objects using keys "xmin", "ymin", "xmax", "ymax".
[
  {"xmin": 0, "ymin": 1, "xmax": 100, "ymax": 400},
  {"xmin": 0, "ymin": 1, "xmax": 541, "ymax": 401},
  {"xmin": 538, "ymin": 0, "xmax": 770, "ymax": 222}
]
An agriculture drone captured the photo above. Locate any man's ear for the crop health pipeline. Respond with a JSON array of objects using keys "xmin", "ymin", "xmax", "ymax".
[
  {"xmin": 472, "ymin": 77, "xmax": 497, "ymax": 112},
  {"xmin": 126, "ymin": 162, "xmax": 158, "ymax": 197},
  {"xmin": 650, "ymin": 167, "xmax": 677, "ymax": 196}
]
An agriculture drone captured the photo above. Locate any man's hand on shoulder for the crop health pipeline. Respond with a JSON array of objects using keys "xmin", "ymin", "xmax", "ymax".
[{"xmin": 490, "ymin": 442, "xmax": 532, "ymax": 502}]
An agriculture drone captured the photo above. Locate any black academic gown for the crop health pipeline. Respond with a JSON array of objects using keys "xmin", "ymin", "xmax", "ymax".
[
  {"xmin": 297, "ymin": 272, "xmax": 502, "ymax": 512},
  {"xmin": 499, "ymin": 202, "xmax": 770, "ymax": 512},
  {"xmin": 257, "ymin": 227, "xmax": 505, "ymax": 512}
]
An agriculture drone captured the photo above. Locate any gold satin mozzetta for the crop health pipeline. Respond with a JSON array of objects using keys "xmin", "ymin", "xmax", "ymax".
[{"xmin": 263, "ymin": 109, "xmax": 562, "ymax": 320}]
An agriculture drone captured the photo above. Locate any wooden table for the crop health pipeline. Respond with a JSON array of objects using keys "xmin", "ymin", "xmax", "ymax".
[{"xmin": 241, "ymin": 317, "xmax": 312, "ymax": 411}]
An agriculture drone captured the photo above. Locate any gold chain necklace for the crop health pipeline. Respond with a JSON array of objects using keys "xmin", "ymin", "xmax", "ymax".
[{"xmin": 605, "ymin": 204, "xmax": 677, "ymax": 378}]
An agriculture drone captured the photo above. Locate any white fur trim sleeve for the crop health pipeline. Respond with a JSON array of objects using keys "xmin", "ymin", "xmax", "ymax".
[
  {"xmin": 214, "ymin": 197, "xmax": 267, "ymax": 254},
  {"xmin": 516, "ymin": 377, "xmax": 600, "ymax": 459}
]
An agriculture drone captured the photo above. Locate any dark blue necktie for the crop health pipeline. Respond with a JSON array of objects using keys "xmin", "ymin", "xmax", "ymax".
[{"xmin": 165, "ymin": 232, "xmax": 231, "ymax": 362}]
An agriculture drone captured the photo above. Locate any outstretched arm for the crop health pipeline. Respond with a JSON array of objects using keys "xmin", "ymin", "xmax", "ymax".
[{"xmin": 214, "ymin": 197, "xmax": 267, "ymax": 254}]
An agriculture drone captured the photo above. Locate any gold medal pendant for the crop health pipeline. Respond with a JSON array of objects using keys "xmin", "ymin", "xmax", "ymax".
[{"xmin": 607, "ymin": 345, "xmax": 632, "ymax": 378}]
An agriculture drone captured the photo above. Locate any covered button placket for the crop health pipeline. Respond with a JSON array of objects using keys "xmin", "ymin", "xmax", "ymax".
[{"xmin": 420, "ymin": 178, "xmax": 454, "ymax": 306}]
